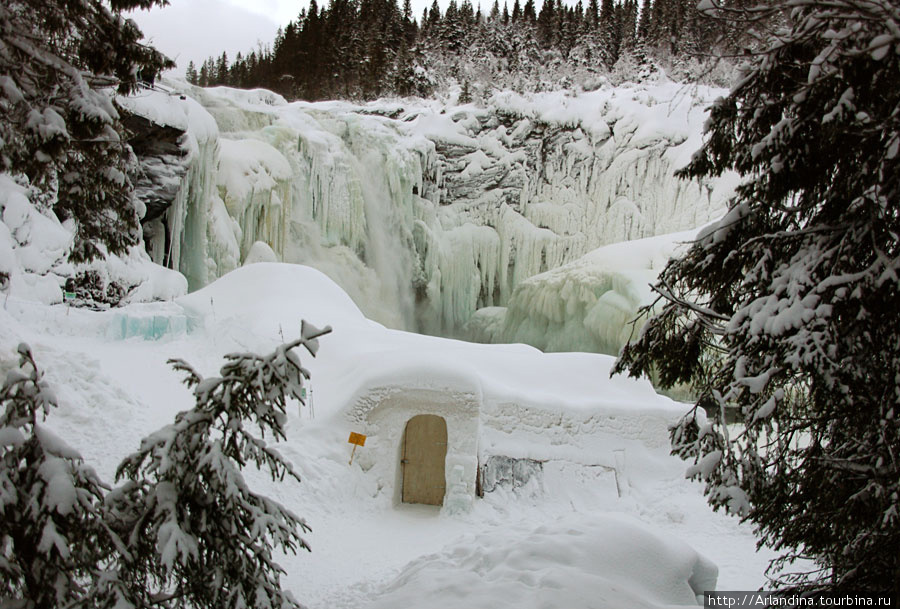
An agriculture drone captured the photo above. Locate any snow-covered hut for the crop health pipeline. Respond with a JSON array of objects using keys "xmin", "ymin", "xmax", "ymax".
[{"xmin": 347, "ymin": 371, "xmax": 482, "ymax": 510}]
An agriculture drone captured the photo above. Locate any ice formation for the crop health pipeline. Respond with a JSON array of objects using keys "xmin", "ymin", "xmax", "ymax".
[
  {"xmin": 488, "ymin": 228, "xmax": 701, "ymax": 355},
  {"xmin": 125, "ymin": 78, "xmax": 736, "ymax": 343}
]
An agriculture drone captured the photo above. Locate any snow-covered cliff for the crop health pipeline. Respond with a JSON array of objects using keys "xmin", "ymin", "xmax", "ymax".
[{"xmin": 124, "ymin": 78, "xmax": 736, "ymax": 348}]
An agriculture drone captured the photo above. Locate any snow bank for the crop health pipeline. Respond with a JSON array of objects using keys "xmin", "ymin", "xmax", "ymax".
[
  {"xmin": 175, "ymin": 261, "xmax": 682, "ymax": 421},
  {"xmin": 369, "ymin": 513, "xmax": 717, "ymax": 609},
  {"xmin": 175, "ymin": 262, "xmax": 366, "ymax": 338},
  {"xmin": 174, "ymin": 262, "xmax": 688, "ymax": 521}
]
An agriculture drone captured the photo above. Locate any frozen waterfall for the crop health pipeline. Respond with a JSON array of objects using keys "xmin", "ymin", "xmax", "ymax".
[{"xmin": 125, "ymin": 79, "xmax": 736, "ymax": 351}]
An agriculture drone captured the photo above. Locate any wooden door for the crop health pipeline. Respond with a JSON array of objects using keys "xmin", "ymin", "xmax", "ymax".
[{"xmin": 401, "ymin": 414, "xmax": 448, "ymax": 506}]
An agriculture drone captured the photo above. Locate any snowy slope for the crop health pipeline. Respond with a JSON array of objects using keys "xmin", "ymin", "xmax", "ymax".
[{"xmin": 0, "ymin": 255, "xmax": 775, "ymax": 608}]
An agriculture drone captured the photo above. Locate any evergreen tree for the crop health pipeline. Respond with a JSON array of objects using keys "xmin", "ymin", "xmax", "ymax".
[
  {"xmin": 637, "ymin": 0, "xmax": 652, "ymax": 40},
  {"xmin": 216, "ymin": 52, "xmax": 229, "ymax": 86},
  {"xmin": 428, "ymin": 0, "xmax": 442, "ymax": 29},
  {"xmin": 0, "ymin": 344, "xmax": 111, "ymax": 609},
  {"xmin": 537, "ymin": 0, "xmax": 557, "ymax": 46},
  {"xmin": 587, "ymin": 0, "xmax": 600, "ymax": 29},
  {"xmin": 108, "ymin": 321, "xmax": 332, "ymax": 608},
  {"xmin": 0, "ymin": 0, "xmax": 173, "ymax": 263},
  {"xmin": 231, "ymin": 52, "xmax": 244, "ymax": 88},
  {"xmin": 617, "ymin": 0, "xmax": 637, "ymax": 54},
  {"xmin": 1, "ymin": 323, "xmax": 331, "ymax": 608},
  {"xmin": 522, "ymin": 0, "xmax": 536, "ymax": 22},
  {"xmin": 459, "ymin": 79, "xmax": 472, "ymax": 103},
  {"xmin": 185, "ymin": 60, "xmax": 199, "ymax": 85},
  {"xmin": 402, "ymin": 0, "xmax": 417, "ymax": 43},
  {"xmin": 600, "ymin": 0, "xmax": 619, "ymax": 65},
  {"xmin": 615, "ymin": 0, "xmax": 900, "ymax": 594}
]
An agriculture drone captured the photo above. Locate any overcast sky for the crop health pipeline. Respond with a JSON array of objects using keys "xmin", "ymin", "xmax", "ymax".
[{"xmin": 129, "ymin": 0, "xmax": 440, "ymax": 75}]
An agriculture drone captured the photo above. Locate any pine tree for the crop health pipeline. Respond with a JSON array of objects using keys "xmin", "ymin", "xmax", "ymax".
[
  {"xmin": 587, "ymin": 0, "xmax": 600, "ymax": 29},
  {"xmin": 0, "ymin": 344, "xmax": 112, "ymax": 609},
  {"xmin": 107, "ymin": 322, "xmax": 332, "ymax": 608},
  {"xmin": 0, "ymin": 0, "xmax": 173, "ymax": 263},
  {"xmin": 537, "ymin": 0, "xmax": 557, "ymax": 46},
  {"xmin": 216, "ymin": 52, "xmax": 229, "ymax": 85},
  {"xmin": 615, "ymin": 0, "xmax": 900, "ymax": 594},
  {"xmin": 637, "ymin": 0, "xmax": 652, "ymax": 40},
  {"xmin": 199, "ymin": 60, "xmax": 210, "ymax": 87},
  {"xmin": 600, "ymin": 0, "xmax": 618, "ymax": 64},
  {"xmin": 522, "ymin": 0, "xmax": 536, "ymax": 22},
  {"xmin": 459, "ymin": 80, "xmax": 472, "ymax": 103},
  {"xmin": 2, "ymin": 323, "xmax": 331, "ymax": 608},
  {"xmin": 185, "ymin": 60, "xmax": 199, "ymax": 85}
]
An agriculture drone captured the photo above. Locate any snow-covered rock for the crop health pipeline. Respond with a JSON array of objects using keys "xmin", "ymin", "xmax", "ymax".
[{"xmin": 0, "ymin": 169, "xmax": 187, "ymax": 308}]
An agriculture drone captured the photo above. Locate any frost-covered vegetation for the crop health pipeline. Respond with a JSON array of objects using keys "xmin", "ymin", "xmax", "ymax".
[
  {"xmin": 192, "ymin": 0, "xmax": 741, "ymax": 99},
  {"xmin": 0, "ymin": 0, "xmax": 172, "ymax": 264},
  {"xmin": 0, "ymin": 325, "xmax": 329, "ymax": 609},
  {"xmin": 616, "ymin": 0, "xmax": 900, "ymax": 594}
]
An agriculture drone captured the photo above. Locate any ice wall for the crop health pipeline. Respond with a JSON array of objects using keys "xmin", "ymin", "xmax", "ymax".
[{"xmin": 129, "ymin": 79, "xmax": 734, "ymax": 341}]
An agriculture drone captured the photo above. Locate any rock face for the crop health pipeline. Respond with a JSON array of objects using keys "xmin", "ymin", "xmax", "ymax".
[
  {"xmin": 122, "ymin": 111, "xmax": 191, "ymax": 226},
  {"xmin": 126, "ymin": 80, "xmax": 736, "ymax": 346}
]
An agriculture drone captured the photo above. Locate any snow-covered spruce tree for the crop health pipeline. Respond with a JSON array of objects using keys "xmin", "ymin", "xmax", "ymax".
[
  {"xmin": 0, "ymin": 344, "xmax": 111, "ymax": 609},
  {"xmin": 105, "ymin": 321, "xmax": 332, "ymax": 609},
  {"xmin": 614, "ymin": 0, "xmax": 900, "ymax": 594},
  {"xmin": 0, "ymin": 0, "xmax": 172, "ymax": 262}
]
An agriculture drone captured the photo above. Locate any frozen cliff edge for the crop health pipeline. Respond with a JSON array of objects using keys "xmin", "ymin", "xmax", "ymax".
[{"xmin": 123, "ymin": 79, "xmax": 737, "ymax": 346}]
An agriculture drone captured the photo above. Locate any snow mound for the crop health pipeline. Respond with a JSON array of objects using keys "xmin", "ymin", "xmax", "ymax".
[
  {"xmin": 175, "ymin": 262, "xmax": 366, "ymax": 337},
  {"xmin": 369, "ymin": 513, "xmax": 717, "ymax": 609},
  {"xmin": 243, "ymin": 241, "xmax": 279, "ymax": 264}
]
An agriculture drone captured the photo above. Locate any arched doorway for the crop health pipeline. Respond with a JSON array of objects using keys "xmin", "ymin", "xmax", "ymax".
[{"xmin": 401, "ymin": 414, "xmax": 448, "ymax": 506}]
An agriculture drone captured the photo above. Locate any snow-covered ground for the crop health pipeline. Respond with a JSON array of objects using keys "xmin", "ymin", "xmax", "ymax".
[
  {"xmin": 1, "ymin": 76, "xmax": 771, "ymax": 607},
  {"xmin": 0, "ymin": 258, "xmax": 776, "ymax": 608}
]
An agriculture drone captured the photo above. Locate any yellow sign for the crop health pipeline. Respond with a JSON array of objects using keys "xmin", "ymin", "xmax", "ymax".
[{"xmin": 347, "ymin": 432, "xmax": 367, "ymax": 466}]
